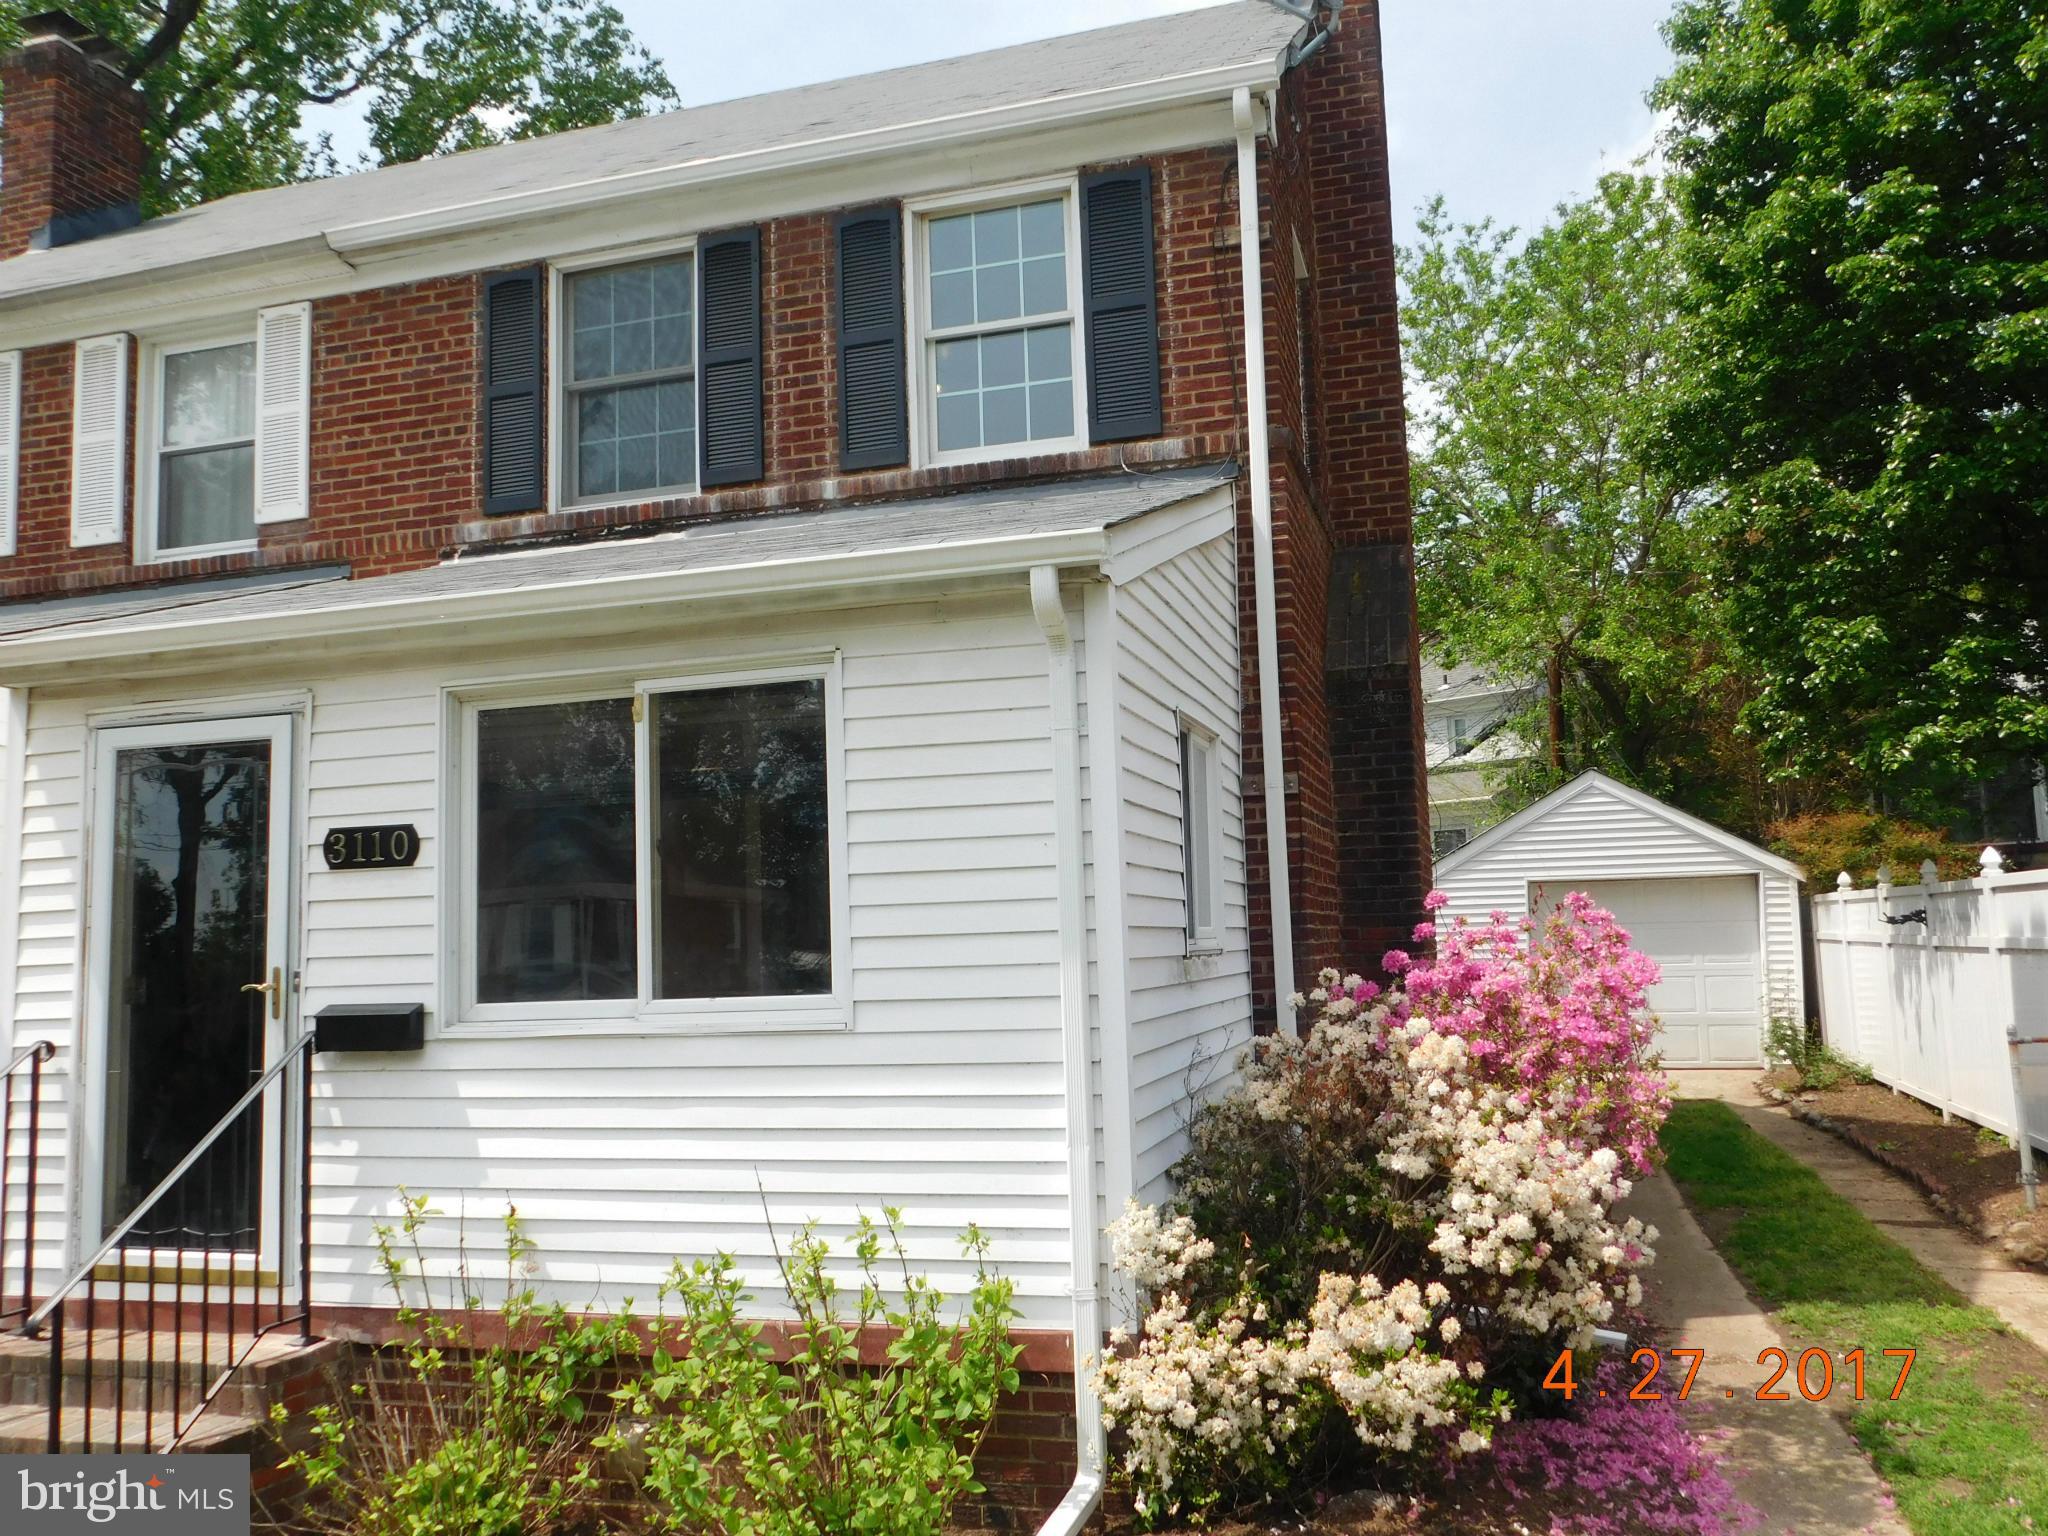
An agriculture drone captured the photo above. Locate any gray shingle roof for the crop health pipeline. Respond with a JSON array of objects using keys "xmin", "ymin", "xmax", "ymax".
[
  {"xmin": 0, "ymin": 2, "xmax": 1302, "ymax": 305},
  {"xmin": 0, "ymin": 464, "xmax": 1237, "ymax": 655}
]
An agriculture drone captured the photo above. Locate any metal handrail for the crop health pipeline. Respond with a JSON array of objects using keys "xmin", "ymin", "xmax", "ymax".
[
  {"xmin": 2, "ymin": 1040, "xmax": 55, "ymax": 1322},
  {"xmin": 3, "ymin": 1039, "xmax": 54, "ymax": 1078},
  {"xmin": 26, "ymin": 1033, "xmax": 314, "ymax": 1335}
]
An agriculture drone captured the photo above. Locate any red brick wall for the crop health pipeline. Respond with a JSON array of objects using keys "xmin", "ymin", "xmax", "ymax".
[{"xmin": 0, "ymin": 35, "xmax": 143, "ymax": 259}]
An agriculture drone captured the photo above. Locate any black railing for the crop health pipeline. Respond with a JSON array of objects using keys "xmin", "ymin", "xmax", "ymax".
[
  {"xmin": 25, "ymin": 1033, "xmax": 315, "ymax": 1453},
  {"xmin": 1, "ymin": 1040, "xmax": 56, "ymax": 1324}
]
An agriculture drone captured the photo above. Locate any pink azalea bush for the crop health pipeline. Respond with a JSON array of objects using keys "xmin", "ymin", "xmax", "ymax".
[{"xmin": 1097, "ymin": 890, "xmax": 1680, "ymax": 1526}]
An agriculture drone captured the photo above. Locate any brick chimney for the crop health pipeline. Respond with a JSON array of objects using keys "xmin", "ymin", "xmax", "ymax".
[{"xmin": 0, "ymin": 10, "xmax": 144, "ymax": 258}]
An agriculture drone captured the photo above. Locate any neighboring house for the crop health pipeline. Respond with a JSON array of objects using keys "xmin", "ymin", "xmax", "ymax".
[
  {"xmin": 1422, "ymin": 658, "xmax": 1535, "ymax": 856},
  {"xmin": 1433, "ymin": 771, "xmax": 1807, "ymax": 1069},
  {"xmin": 0, "ymin": 2, "xmax": 1427, "ymax": 1515}
]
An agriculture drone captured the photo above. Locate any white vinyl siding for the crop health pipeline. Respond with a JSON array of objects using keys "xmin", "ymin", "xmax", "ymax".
[
  {"xmin": 1110, "ymin": 531, "xmax": 1250, "ymax": 1205},
  {"xmin": 69, "ymin": 334, "xmax": 127, "ymax": 547},
  {"xmin": 3, "ymin": 590, "xmax": 1078, "ymax": 1324},
  {"xmin": 254, "ymin": 302, "xmax": 312, "ymax": 523}
]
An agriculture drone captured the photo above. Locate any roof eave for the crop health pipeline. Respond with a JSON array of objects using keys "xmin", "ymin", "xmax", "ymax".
[
  {"xmin": 323, "ymin": 55, "xmax": 1287, "ymax": 259},
  {"xmin": 0, "ymin": 523, "xmax": 1116, "ymax": 683}
]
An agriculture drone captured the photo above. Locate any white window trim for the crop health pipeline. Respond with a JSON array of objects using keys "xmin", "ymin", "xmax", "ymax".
[
  {"xmin": 1179, "ymin": 712, "xmax": 1224, "ymax": 956},
  {"xmin": 442, "ymin": 653, "xmax": 850, "ymax": 1037},
  {"xmin": 547, "ymin": 235, "xmax": 702, "ymax": 516},
  {"xmin": 904, "ymin": 175, "xmax": 1090, "ymax": 472},
  {"xmin": 134, "ymin": 324, "xmax": 260, "ymax": 565}
]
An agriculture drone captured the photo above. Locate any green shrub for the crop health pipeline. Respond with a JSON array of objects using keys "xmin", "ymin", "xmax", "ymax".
[
  {"xmin": 269, "ymin": 1190, "xmax": 639, "ymax": 1536},
  {"xmin": 604, "ymin": 1210, "xmax": 1020, "ymax": 1536},
  {"xmin": 1765, "ymin": 1017, "xmax": 1874, "ymax": 1092}
]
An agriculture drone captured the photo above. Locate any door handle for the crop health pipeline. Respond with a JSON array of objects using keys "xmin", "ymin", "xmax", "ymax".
[{"xmin": 241, "ymin": 966, "xmax": 283, "ymax": 1021}]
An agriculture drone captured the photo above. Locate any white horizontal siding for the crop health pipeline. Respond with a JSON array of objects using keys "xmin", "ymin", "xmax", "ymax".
[
  {"xmin": 5, "ymin": 589, "xmax": 1080, "ymax": 1326},
  {"xmin": 1113, "ymin": 533, "xmax": 1250, "ymax": 1206}
]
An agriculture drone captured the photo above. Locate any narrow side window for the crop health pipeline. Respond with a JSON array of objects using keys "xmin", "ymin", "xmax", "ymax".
[{"xmin": 1180, "ymin": 719, "xmax": 1220, "ymax": 949}]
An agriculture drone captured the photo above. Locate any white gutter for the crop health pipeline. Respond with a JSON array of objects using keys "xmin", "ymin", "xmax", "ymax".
[
  {"xmin": 1029, "ymin": 563, "xmax": 1107, "ymax": 1536},
  {"xmin": 1233, "ymin": 86, "xmax": 1296, "ymax": 1026}
]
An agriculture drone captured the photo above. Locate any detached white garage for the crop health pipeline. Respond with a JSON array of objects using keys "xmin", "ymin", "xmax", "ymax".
[{"xmin": 1432, "ymin": 772, "xmax": 1806, "ymax": 1068}]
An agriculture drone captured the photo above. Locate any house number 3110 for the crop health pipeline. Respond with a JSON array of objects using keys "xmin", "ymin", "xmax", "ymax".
[{"xmin": 322, "ymin": 824, "xmax": 422, "ymax": 870}]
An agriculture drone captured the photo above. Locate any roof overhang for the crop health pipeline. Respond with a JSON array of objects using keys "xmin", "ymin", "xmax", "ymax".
[{"xmin": 0, "ymin": 468, "xmax": 1237, "ymax": 688}]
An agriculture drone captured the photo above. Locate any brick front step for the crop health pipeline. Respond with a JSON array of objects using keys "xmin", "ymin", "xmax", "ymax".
[
  {"xmin": 0, "ymin": 1329, "xmax": 337, "ymax": 1435},
  {"xmin": 0, "ymin": 1400, "xmax": 264, "ymax": 1454}
]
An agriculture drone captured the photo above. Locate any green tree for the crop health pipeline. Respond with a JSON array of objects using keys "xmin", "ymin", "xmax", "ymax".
[
  {"xmin": 1656, "ymin": 0, "xmax": 2048, "ymax": 799},
  {"xmin": 0, "ymin": 0, "xmax": 676, "ymax": 214},
  {"xmin": 1403, "ymin": 173, "xmax": 1795, "ymax": 832}
]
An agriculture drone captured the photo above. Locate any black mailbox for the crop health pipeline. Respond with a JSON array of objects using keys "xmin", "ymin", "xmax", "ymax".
[{"xmin": 315, "ymin": 1003, "xmax": 426, "ymax": 1053}]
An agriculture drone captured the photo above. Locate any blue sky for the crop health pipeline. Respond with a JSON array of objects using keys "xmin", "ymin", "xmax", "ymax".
[{"xmin": 309, "ymin": 1, "xmax": 1675, "ymax": 248}]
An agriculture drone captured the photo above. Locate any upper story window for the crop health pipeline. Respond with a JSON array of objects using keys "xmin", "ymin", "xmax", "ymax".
[
  {"xmin": 1449, "ymin": 714, "xmax": 1474, "ymax": 752},
  {"xmin": 156, "ymin": 337, "xmax": 256, "ymax": 554},
  {"xmin": 917, "ymin": 189, "xmax": 1084, "ymax": 464},
  {"xmin": 565, "ymin": 254, "xmax": 697, "ymax": 504}
]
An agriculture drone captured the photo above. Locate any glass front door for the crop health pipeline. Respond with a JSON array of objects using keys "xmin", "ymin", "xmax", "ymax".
[{"xmin": 91, "ymin": 718, "xmax": 292, "ymax": 1255}]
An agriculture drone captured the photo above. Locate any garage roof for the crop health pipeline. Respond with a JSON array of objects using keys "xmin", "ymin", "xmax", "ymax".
[{"xmin": 1435, "ymin": 770, "xmax": 1805, "ymax": 883}]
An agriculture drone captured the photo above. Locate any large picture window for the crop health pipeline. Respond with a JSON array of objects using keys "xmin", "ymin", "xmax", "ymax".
[
  {"xmin": 916, "ymin": 191, "xmax": 1083, "ymax": 462},
  {"xmin": 461, "ymin": 668, "xmax": 840, "ymax": 1028},
  {"xmin": 564, "ymin": 255, "xmax": 697, "ymax": 503}
]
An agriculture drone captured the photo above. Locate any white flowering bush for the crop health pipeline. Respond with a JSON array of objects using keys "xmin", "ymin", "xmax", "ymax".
[{"xmin": 1096, "ymin": 896, "xmax": 1665, "ymax": 1525}]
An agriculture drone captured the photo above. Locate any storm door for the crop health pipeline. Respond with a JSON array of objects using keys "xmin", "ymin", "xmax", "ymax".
[{"xmin": 86, "ymin": 716, "xmax": 293, "ymax": 1260}]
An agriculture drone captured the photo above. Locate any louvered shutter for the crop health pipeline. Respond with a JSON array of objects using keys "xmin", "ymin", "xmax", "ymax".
[
  {"xmin": 1080, "ymin": 167, "xmax": 1163, "ymax": 442},
  {"xmin": 698, "ymin": 227, "xmax": 763, "ymax": 487},
  {"xmin": 0, "ymin": 352, "xmax": 19, "ymax": 558},
  {"xmin": 483, "ymin": 267, "xmax": 544, "ymax": 515},
  {"xmin": 835, "ymin": 206, "xmax": 907, "ymax": 471},
  {"xmin": 70, "ymin": 333, "xmax": 127, "ymax": 547},
  {"xmin": 254, "ymin": 302, "xmax": 311, "ymax": 523}
]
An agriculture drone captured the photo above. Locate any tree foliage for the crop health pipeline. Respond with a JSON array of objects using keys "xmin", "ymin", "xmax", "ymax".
[
  {"xmin": 1403, "ymin": 174, "xmax": 1804, "ymax": 833},
  {"xmin": 0, "ymin": 0, "xmax": 676, "ymax": 214},
  {"xmin": 1656, "ymin": 0, "xmax": 2048, "ymax": 792}
]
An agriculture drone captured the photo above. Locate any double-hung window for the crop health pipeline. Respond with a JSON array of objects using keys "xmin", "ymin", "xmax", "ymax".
[
  {"xmin": 564, "ymin": 255, "xmax": 698, "ymax": 503},
  {"xmin": 460, "ymin": 665, "xmax": 842, "ymax": 1030},
  {"xmin": 156, "ymin": 338, "xmax": 257, "ymax": 554},
  {"xmin": 917, "ymin": 189, "xmax": 1084, "ymax": 462}
]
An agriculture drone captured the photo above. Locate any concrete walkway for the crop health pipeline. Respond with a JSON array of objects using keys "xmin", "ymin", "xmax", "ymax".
[
  {"xmin": 1672, "ymin": 1070, "xmax": 2048, "ymax": 1351},
  {"xmin": 1624, "ymin": 1169, "xmax": 1909, "ymax": 1535}
]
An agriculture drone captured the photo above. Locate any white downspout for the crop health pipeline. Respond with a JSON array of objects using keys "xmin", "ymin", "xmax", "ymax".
[
  {"xmin": 1234, "ymin": 85, "xmax": 1295, "ymax": 1027},
  {"xmin": 1030, "ymin": 563, "xmax": 1107, "ymax": 1536}
]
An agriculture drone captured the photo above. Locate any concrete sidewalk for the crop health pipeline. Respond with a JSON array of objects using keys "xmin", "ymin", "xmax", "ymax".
[
  {"xmin": 1672, "ymin": 1070, "xmax": 2048, "ymax": 1350},
  {"xmin": 1624, "ymin": 1170, "xmax": 1909, "ymax": 1535}
]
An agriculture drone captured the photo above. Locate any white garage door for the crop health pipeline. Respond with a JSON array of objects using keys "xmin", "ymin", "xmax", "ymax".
[{"xmin": 1539, "ymin": 876, "xmax": 1764, "ymax": 1067}]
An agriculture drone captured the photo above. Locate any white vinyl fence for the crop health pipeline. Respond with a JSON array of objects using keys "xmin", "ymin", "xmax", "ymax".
[{"xmin": 1811, "ymin": 852, "xmax": 2048, "ymax": 1179}]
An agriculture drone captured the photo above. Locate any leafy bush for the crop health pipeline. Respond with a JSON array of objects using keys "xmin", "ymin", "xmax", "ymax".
[
  {"xmin": 1099, "ymin": 892, "xmax": 1666, "ymax": 1525},
  {"xmin": 1766, "ymin": 810, "xmax": 1978, "ymax": 885},
  {"xmin": 270, "ymin": 1191, "xmax": 639, "ymax": 1536},
  {"xmin": 605, "ymin": 1209, "xmax": 1020, "ymax": 1536},
  {"xmin": 1764, "ymin": 1017, "xmax": 1873, "ymax": 1092}
]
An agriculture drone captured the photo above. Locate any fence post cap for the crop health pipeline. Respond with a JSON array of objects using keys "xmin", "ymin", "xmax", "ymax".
[
  {"xmin": 1981, "ymin": 845, "xmax": 2006, "ymax": 874},
  {"xmin": 1836, "ymin": 870, "xmax": 1853, "ymax": 891},
  {"xmin": 1920, "ymin": 857, "xmax": 1940, "ymax": 886}
]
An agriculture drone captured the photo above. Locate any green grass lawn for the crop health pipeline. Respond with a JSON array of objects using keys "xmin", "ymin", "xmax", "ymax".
[{"xmin": 1660, "ymin": 1100, "xmax": 2048, "ymax": 1536}]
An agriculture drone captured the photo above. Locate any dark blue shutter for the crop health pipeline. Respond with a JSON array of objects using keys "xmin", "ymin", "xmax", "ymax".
[
  {"xmin": 835, "ymin": 206, "xmax": 907, "ymax": 471},
  {"xmin": 698, "ymin": 227, "xmax": 764, "ymax": 487},
  {"xmin": 1081, "ymin": 167, "xmax": 1163, "ymax": 442},
  {"xmin": 482, "ymin": 266, "xmax": 544, "ymax": 515}
]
